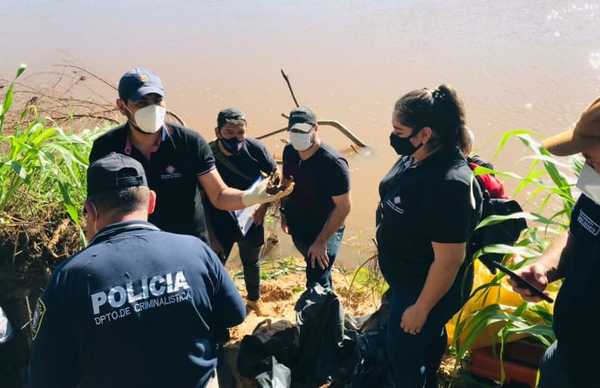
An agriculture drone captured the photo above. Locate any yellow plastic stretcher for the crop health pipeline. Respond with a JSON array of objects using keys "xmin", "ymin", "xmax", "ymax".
[{"xmin": 446, "ymin": 260, "xmax": 556, "ymax": 349}]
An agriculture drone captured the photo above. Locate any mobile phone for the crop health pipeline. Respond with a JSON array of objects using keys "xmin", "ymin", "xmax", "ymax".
[{"xmin": 493, "ymin": 262, "xmax": 554, "ymax": 303}]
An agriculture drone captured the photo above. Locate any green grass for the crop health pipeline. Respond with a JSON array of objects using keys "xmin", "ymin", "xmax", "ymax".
[
  {"xmin": 0, "ymin": 65, "xmax": 103, "ymax": 269},
  {"xmin": 231, "ymin": 255, "xmax": 305, "ymax": 282}
]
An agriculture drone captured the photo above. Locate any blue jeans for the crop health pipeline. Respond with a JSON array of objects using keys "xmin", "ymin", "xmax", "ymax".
[{"xmin": 291, "ymin": 227, "xmax": 344, "ymax": 289}]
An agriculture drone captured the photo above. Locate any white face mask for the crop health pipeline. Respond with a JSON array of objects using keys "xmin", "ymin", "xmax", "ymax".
[
  {"xmin": 288, "ymin": 131, "xmax": 313, "ymax": 151},
  {"xmin": 577, "ymin": 163, "xmax": 600, "ymax": 205},
  {"xmin": 133, "ymin": 104, "xmax": 166, "ymax": 134}
]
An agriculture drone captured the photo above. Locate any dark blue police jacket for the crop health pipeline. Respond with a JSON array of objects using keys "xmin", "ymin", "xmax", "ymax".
[{"xmin": 29, "ymin": 221, "xmax": 245, "ymax": 388}]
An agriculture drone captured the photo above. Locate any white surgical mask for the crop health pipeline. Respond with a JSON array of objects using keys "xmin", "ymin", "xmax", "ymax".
[
  {"xmin": 577, "ymin": 163, "xmax": 600, "ymax": 205},
  {"xmin": 288, "ymin": 131, "xmax": 313, "ymax": 151},
  {"xmin": 133, "ymin": 104, "xmax": 166, "ymax": 134}
]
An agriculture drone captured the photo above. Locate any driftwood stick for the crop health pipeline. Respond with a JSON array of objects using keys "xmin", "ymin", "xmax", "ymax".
[
  {"xmin": 256, "ymin": 126, "xmax": 288, "ymax": 140},
  {"xmin": 280, "ymin": 69, "xmax": 300, "ymax": 108},
  {"xmin": 256, "ymin": 120, "xmax": 368, "ymax": 148},
  {"xmin": 317, "ymin": 120, "xmax": 367, "ymax": 148}
]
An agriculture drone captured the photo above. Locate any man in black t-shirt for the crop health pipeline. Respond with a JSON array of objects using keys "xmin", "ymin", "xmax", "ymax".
[
  {"xmin": 206, "ymin": 108, "xmax": 277, "ymax": 315},
  {"xmin": 89, "ymin": 68, "xmax": 292, "ymax": 243},
  {"xmin": 281, "ymin": 107, "xmax": 351, "ymax": 289}
]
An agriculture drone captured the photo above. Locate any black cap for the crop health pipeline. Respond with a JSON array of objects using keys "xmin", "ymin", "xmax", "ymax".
[
  {"xmin": 118, "ymin": 68, "xmax": 165, "ymax": 102},
  {"xmin": 217, "ymin": 107, "xmax": 246, "ymax": 128},
  {"xmin": 288, "ymin": 106, "xmax": 317, "ymax": 132},
  {"xmin": 87, "ymin": 153, "xmax": 148, "ymax": 197}
]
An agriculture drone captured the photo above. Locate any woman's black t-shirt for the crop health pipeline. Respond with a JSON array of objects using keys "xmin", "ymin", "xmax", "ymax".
[{"xmin": 376, "ymin": 146, "xmax": 481, "ymax": 286}]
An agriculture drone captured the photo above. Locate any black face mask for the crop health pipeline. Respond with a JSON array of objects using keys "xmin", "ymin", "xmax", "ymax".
[
  {"xmin": 389, "ymin": 131, "xmax": 423, "ymax": 156},
  {"xmin": 220, "ymin": 137, "xmax": 244, "ymax": 154}
]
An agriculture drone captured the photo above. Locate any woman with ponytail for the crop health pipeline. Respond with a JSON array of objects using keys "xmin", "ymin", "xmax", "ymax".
[{"xmin": 376, "ymin": 85, "xmax": 482, "ymax": 387}]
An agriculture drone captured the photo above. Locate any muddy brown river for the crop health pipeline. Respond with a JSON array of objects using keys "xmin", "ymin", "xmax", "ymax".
[{"xmin": 2, "ymin": 1, "xmax": 600, "ymax": 265}]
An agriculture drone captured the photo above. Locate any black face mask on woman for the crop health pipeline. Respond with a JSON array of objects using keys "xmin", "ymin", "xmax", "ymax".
[{"xmin": 389, "ymin": 130, "xmax": 423, "ymax": 156}]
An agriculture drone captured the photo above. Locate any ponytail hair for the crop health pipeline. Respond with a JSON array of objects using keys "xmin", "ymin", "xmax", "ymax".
[{"xmin": 394, "ymin": 84, "xmax": 468, "ymax": 151}]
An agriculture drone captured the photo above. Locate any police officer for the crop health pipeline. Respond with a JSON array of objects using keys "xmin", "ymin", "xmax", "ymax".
[
  {"xmin": 29, "ymin": 153, "xmax": 244, "ymax": 388},
  {"xmin": 206, "ymin": 108, "xmax": 277, "ymax": 315},
  {"xmin": 376, "ymin": 85, "xmax": 481, "ymax": 387},
  {"xmin": 510, "ymin": 97, "xmax": 600, "ymax": 387},
  {"xmin": 280, "ymin": 107, "xmax": 351, "ymax": 289},
  {"xmin": 89, "ymin": 68, "xmax": 292, "ymax": 243}
]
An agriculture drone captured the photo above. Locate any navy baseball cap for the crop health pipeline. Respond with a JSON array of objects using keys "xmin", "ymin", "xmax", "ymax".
[
  {"xmin": 288, "ymin": 106, "xmax": 317, "ymax": 132},
  {"xmin": 217, "ymin": 107, "xmax": 247, "ymax": 128},
  {"xmin": 87, "ymin": 153, "xmax": 148, "ymax": 197},
  {"xmin": 118, "ymin": 68, "xmax": 165, "ymax": 102}
]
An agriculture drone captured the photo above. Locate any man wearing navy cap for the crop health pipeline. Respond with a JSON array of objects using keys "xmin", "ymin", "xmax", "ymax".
[
  {"xmin": 29, "ymin": 152, "xmax": 244, "ymax": 388},
  {"xmin": 280, "ymin": 107, "xmax": 352, "ymax": 289},
  {"xmin": 89, "ymin": 68, "xmax": 292, "ymax": 243},
  {"xmin": 206, "ymin": 108, "xmax": 278, "ymax": 315}
]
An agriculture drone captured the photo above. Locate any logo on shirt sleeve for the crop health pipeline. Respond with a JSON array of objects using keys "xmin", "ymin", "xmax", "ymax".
[
  {"xmin": 31, "ymin": 298, "xmax": 47, "ymax": 341},
  {"xmin": 578, "ymin": 210, "xmax": 600, "ymax": 236},
  {"xmin": 384, "ymin": 196, "xmax": 404, "ymax": 214}
]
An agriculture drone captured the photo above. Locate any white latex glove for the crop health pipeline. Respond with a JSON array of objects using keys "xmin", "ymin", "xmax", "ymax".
[{"xmin": 241, "ymin": 179, "xmax": 294, "ymax": 207}]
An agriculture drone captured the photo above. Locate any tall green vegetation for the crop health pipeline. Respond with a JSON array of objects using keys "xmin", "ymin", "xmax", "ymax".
[
  {"xmin": 450, "ymin": 129, "xmax": 581, "ymax": 381},
  {"xmin": 0, "ymin": 66, "xmax": 99, "ymax": 271}
]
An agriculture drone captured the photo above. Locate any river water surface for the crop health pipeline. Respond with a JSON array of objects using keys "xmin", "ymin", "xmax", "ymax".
[{"xmin": 2, "ymin": 1, "xmax": 600, "ymax": 264}]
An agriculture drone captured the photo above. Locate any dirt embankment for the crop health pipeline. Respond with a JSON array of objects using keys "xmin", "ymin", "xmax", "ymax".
[{"xmin": 226, "ymin": 256, "xmax": 381, "ymax": 341}]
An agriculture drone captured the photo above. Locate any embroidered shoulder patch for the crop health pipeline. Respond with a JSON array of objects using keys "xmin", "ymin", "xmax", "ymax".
[
  {"xmin": 578, "ymin": 210, "xmax": 600, "ymax": 236},
  {"xmin": 31, "ymin": 298, "xmax": 46, "ymax": 341}
]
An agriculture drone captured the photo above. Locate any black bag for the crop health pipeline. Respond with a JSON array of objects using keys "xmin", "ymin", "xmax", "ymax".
[
  {"xmin": 329, "ymin": 291, "xmax": 393, "ymax": 388},
  {"xmin": 469, "ymin": 176, "xmax": 528, "ymax": 272},
  {"xmin": 294, "ymin": 285, "xmax": 345, "ymax": 387},
  {"xmin": 237, "ymin": 319, "xmax": 298, "ymax": 384}
]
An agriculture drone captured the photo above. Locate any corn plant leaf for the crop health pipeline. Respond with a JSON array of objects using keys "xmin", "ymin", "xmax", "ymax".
[
  {"xmin": 455, "ymin": 304, "xmax": 514, "ymax": 360},
  {"xmin": 58, "ymin": 180, "xmax": 79, "ymax": 223},
  {"xmin": 0, "ymin": 65, "xmax": 26, "ymax": 132},
  {"xmin": 10, "ymin": 161, "xmax": 27, "ymax": 179},
  {"xmin": 475, "ymin": 211, "xmax": 535, "ymax": 230},
  {"xmin": 519, "ymin": 154, "xmax": 574, "ymax": 170},
  {"xmin": 473, "ymin": 244, "xmax": 540, "ymax": 260},
  {"xmin": 15, "ymin": 64, "xmax": 27, "ymax": 78},
  {"xmin": 494, "ymin": 129, "xmax": 536, "ymax": 158}
]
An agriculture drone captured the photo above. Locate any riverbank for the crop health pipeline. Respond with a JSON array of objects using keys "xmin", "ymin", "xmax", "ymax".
[
  {"xmin": 226, "ymin": 255, "xmax": 380, "ymax": 342},
  {"xmin": 223, "ymin": 255, "xmax": 481, "ymax": 387}
]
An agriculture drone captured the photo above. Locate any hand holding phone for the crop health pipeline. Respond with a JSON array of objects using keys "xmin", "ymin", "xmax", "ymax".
[{"xmin": 497, "ymin": 262, "xmax": 554, "ymax": 303}]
